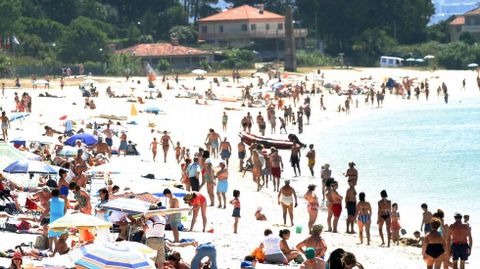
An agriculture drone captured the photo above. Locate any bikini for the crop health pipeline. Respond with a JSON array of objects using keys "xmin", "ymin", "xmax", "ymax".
[
  {"xmin": 426, "ymin": 243, "xmax": 444, "ymax": 259},
  {"xmin": 358, "ymin": 214, "xmax": 370, "ymax": 224}
]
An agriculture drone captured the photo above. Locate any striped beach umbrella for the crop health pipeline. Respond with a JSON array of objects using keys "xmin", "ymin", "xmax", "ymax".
[
  {"xmin": 99, "ymin": 198, "xmax": 152, "ymax": 214},
  {"xmin": 48, "ymin": 212, "xmax": 112, "ymax": 232},
  {"xmin": 70, "ymin": 243, "xmax": 154, "ymax": 269}
]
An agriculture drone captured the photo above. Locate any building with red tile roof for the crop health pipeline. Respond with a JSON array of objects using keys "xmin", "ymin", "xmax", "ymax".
[
  {"xmin": 115, "ymin": 43, "xmax": 213, "ymax": 69},
  {"xmin": 198, "ymin": 5, "xmax": 307, "ymax": 48},
  {"xmin": 449, "ymin": 8, "xmax": 480, "ymax": 41}
]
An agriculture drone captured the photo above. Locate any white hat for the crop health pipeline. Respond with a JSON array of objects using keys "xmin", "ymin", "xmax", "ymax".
[{"xmin": 205, "ymin": 158, "xmax": 212, "ymax": 164}]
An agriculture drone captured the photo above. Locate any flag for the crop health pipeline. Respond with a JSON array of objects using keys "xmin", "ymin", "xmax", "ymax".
[{"xmin": 12, "ymin": 36, "xmax": 19, "ymax": 45}]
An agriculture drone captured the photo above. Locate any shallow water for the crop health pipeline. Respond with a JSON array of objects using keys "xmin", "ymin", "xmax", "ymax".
[{"xmin": 305, "ymin": 97, "xmax": 480, "ymax": 248}]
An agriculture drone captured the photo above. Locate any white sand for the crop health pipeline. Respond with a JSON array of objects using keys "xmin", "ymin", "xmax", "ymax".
[{"xmin": 0, "ymin": 67, "xmax": 478, "ymax": 268}]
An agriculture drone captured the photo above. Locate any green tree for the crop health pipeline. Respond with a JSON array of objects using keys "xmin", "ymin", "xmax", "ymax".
[
  {"xmin": 58, "ymin": 17, "xmax": 108, "ymax": 63},
  {"xmin": 106, "ymin": 53, "xmax": 141, "ymax": 75},
  {"xmin": 157, "ymin": 59, "xmax": 171, "ymax": 71},
  {"xmin": 42, "ymin": 0, "xmax": 81, "ymax": 24},
  {"xmin": 13, "ymin": 17, "xmax": 65, "ymax": 42},
  {"xmin": 0, "ymin": 0, "xmax": 21, "ymax": 34},
  {"xmin": 169, "ymin": 26, "xmax": 198, "ymax": 44},
  {"xmin": 459, "ymin": 32, "xmax": 476, "ymax": 45},
  {"xmin": 352, "ymin": 28, "xmax": 397, "ymax": 63}
]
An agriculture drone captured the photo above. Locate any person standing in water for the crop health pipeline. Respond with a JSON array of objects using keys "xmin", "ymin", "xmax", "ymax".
[
  {"xmin": 304, "ymin": 184, "xmax": 319, "ymax": 233},
  {"xmin": 356, "ymin": 192, "xmax": 372, "ymax": 245},
  {"xmin": 345, "ymin": 179, "xmax": 357, "ymax": 234},
  {"xmin": 391, "ymin": 203, "xmax": 401, "ymax": 246},
  {"xmin": 331, "ymin": 181, "xmax": 343, "ymax": 233},
  {"xmin": 306, "ymin": 144, "xmax": 316, "ymax": 177},
  {"xmin": 378, "ymin": 190, "xmax": 392, "ymax": 247},
  {"xmin": 278, "ymin": 180, "xmax": 298, "ymax": 227},
  {"xmin": 321, "ymin": 164, "xmax": 331, "ymax": 203}
]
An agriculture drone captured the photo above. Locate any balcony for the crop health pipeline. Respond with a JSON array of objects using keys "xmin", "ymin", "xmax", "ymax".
[
  {"xmin": 199, "ymin": 28, "xmax": 308, "ymax": 41},
  {"xmin": 462, "ymin": 25, "xmax": 480, "ymax": 32}
]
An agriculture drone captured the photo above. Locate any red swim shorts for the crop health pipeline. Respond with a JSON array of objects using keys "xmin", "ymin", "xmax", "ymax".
[
  {"xmin": 332, "ymin": 203, "xmax": 342, "ymax": 217},
  {"xmin": 271, "ymin": 167, "xmax": 281, "ymax": 178}
]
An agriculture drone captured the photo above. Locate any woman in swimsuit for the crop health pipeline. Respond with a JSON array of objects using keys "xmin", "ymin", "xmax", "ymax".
[
  {"xmin": 355, "ymin": 192, "xmax": 372, "ymax": 245},
  {"xmin": 377, "ymin": 190, "xmax": 392, "ymax": 247},
  {"xmin": 149, "ymin": 137, "xmax": 159, "ymax": 162},
  {"xmin": 422, "ymin": 217, "xmax": 447, "ymax": 269},
  {"xmin": 184, "ymin": 192, "xmax": 208, "ymax": 232},
  {"xmin": 200, "ymin": 159, "xmax": 215, "ymax": 206},
  {"xmin": 161, "ymin": 131, "xmax": 174, "ymax": 163},
  {"xmin": 181, "ymin": 159, "xmax": 192, "ymax": 191},
  {"xmin": 279, "ymin": 229, "xmax": 302, "ymax": 263},
  {"xmin": 304, "ymin": 184, "xmax": 319, "ymax": 233},
  {"xmin": 296, "ymin": 224, "xmax": 327, "ymax": 266}
]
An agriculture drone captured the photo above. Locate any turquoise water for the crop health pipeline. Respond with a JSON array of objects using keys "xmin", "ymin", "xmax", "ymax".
[{"xmin": 314, "ymin": 97, "xmax": 480, "ymax": 246}]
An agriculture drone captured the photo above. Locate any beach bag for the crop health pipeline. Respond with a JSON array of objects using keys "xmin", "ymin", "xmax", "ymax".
[{"xmin": 34, "ymin": 235, "xmax": 49, "ymax": 250}]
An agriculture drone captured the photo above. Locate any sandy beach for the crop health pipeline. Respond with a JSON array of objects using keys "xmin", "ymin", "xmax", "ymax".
[{"xmin": 0, "ymin": 67, "xmax": 478, "ymax": 268}]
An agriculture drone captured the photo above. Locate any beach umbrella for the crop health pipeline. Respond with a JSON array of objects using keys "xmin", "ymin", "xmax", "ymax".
[
  {"xmin": 424, "ymin": 55, "xmax": 435, "ymax": 60},
  {"xmin": 33, "ymin": 80, "xmax": 50, "ymax": 85},
  {"xmin": 81, "ymin": 79, "xmax": 98, "ymax": 86},
  {"xmin": 191, "ymin": 69, "xmax": 207, "ymax": 75},
  {"xmin": 415, "ymin": 59, "xmax": 425, "ymax": 63},
  {"xmin": 111, "ymin": 192, "xmax": 161, "ymax": 204},
  {"xmin": 405, "ymin": 58, "xmax": 415, "ymax": 62},
  {"xmin": 467, "ymin": 63, "xmax": 478, "ymax": 68},
  {"xmin": 100, "ymin": 198, "xmax": 152, "ymax": 214},
  {"xmin": 64, "ymin": 134, "xmax": 98, "ymax": 146},
  {"xmin": 10, "ymin": 135, "xmax": 57, "ymax": 145},
  {"xmin": 48, "ymin": 212, "xmax": 112, "ymax": 232},
  {"xmin": 144, "ymin": 107, "xmax": 162, "ymax": 115},
  {"xmin": 114, "ymin": 241, "xmax": 155, "ymax": 256},
  {"xmin": 130, "ymin": 104, "xmax": 138, "ymax": 117},
  {"xmin": 3, "ymin": 159, "xmax": 57, "ymax": 174},
  {"xmin": 69, "ymin": 243, "xmax": 154, "ymax": 269},
  {"xmin": 9, "ymin": 113, "xmax": 30, "ymax": 122},
  {"xmin": 57, "ymin": 146, "xmax": 81, "ymax": 157}
]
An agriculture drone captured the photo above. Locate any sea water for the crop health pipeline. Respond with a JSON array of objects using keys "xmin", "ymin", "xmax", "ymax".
[{"xmin": 307, "ymin": 97, "xmax": 480, "ymax": 249}]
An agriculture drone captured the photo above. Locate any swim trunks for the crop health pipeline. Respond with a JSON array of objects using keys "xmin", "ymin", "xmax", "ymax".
[
  {"xmin": 271, "ymin": 167, "xmax": 281, "ymax": 178},
  {"xmin": 451, "ymin": 243, "xmax": 469, "ymax": 261},
  {"xmin": 346, "ymin": 201, "xmax": 356, "ymax": 217},
  {"xmin": 290, "ymin": 155, "xmax": 300, "ymax": 166},
  {"xmin": 60, "ymin": 185, "xmax": 69, "ymax": 196},
  {"xmin": 217, "ymin": 180, "xmax": 228, "ymax": 193},
  {"xmin": 220, "ymin": 149, "xmax": 231, "ymax": 160},
  {"xmin": 332, "ymin": 203, "xmax": 342, "ymax": 217},
  {"xmin": 211, "ymin": 141, "xmax": 219, "ymax": 149},
  {"xmin": 238, "ymin": 151, "xmax": 246, "ymax": 160},
  {"xmin": 105, "ymin": 138, "xmax": 113, "ymax": 147},
  {"xmin": 424, "ymin": 223, "xmax": 432, "ymax": 233}
]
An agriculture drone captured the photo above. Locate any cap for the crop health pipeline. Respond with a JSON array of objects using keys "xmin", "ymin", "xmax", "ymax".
[
  {"xmin": 312, "ymin": 224, "xmax": 323, "ymax": 234},
  {"xmin": 241, "ymin": 261, "xmax": 255, "ymax": 269},
  {"xmin": 305, "ymin": 247, "xmax": 315, "ymax": 260},
  {"xmin": 454, "ymin": 212, "xmax": 462, "ymax": 218}
]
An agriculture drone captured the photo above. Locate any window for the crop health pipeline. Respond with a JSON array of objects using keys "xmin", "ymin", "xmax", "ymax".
[
  {"xmin": 381, "ymin": 58, "xmax": 386, "ymax": 63},
  {"xmin": 266, "ymin": 24, "xmax": 270, "ymax": 30},
  {"xmin": 219, "ymin": 25, "xmax": 224, "ymax": 33},
  {"xmin": 278, "ymin": 23, "xmax": 283, "ymax": 30},
  {"xmin": 250, "ymin": 24, "xmax": 256, "ymax": 31},
  {"xmin": 241, "ymin": 24, "xmax": 247, "ymax": 31},
  {"xmin": 201, "ymin": 26, "xmax": 207, "ymax": 33}
]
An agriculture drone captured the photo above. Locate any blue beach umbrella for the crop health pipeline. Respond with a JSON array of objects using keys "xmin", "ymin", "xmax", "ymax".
[
  {"xmin": 57, "ymin": 146, "xmax": 82, "ymax": 157},
  {"xmin": 70, "ymin": 243, "xmax": 154, "ymax": 269},
  {"xmin": 64, "ymin": 133, "xmax": 98, "ymax": 146},
  {"xmin": 3, "ymin": 159, "xmax": 57, "ymax": 174},
  {"xmin": 9, "ymin": 113, "xmax": 30, "ymax": 122},
  {"xmin": 144, "ymin": 107, "xmax": 162, "ymax": 115}
]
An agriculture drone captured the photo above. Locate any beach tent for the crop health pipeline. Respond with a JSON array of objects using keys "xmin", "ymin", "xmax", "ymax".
[
  {"xmin": 130, "ymin": 104, "xmax": 138, "ymax": 117},
  {"xmin": 64, "ymin": 133, "xmax": 98, "ymax": 146}
]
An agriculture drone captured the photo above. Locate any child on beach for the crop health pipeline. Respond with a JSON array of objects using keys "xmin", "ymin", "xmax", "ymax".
[
  {"xmin": 255, "ymin": 206, "xmax": 267, "ymax": 221},
  {"xmin": 305, "ymin": 144, "xmax": 315, "ymax": 176},
  {"xmin": 420, "ymin": 203, "xmax": 433, "ymax": 235},
  {"xmin": 391, "ymin": 203, "xmax": 401, "ymax": 246},
  {"xmin": 175, "ymin": 142, "xmax": 182, "ymax": 163},
  {"xmin": 230, "ymin": 190, "xmax": 241, "ymax": 233}
]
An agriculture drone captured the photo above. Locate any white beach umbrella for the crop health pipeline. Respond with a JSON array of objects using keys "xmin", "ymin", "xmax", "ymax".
[
  {"xmin": 405, "ymin": 58, "xmax": 415, "ymax": 62},
  {"xmin": 415, "ymin": 59, "xmax": 425, "ymax": 63},
  {"xmin": 32, "ymin": 79, "xmax": 50, "ymax": 85},
  {"xmin": 192, "ymin": 69, "xmax": 207, "ymax": 75},
  {"xmin": 467, "ymin": 63, "xmax": 478, "ymax": 68},
  {"xmin": 424, "ymin": 55, "xmax": 435, "ymax": 60},
  {"xmin": 81, "ymin": 79, "xmax": 99, "ymax": 86}
]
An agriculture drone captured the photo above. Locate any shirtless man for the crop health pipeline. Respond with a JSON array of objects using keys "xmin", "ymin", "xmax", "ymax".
[
  {"xmin": 345, "ymin": 180, "xmax": 357, "ymax": 234},
  {"xmin": 344, "ymin": 162, "xmax": 358, "ymax": 186},
  {"xmin": 161, "ymin": 131, "xmax": 174, "ymax": 163},
  {"xmin": 95, "ymin": 137, "xmax": 110, "ymax": 158},
  {"xmin": 219, "ymin": 138, "xmax": 232, "ymax": 166},
  {"xmin": 421, "ymin": 203, "xmax": 433, "ymax": 235},
  {"xmin": 270, "ymin": 148, "xmax": 284, "ymax": 192},
  {"xmin": 1, "ymin": 111, "xmax": 10, "ymax": 141},
  {"xmin": 35, "ymin": 187, "xmax": 51, "ymax": 236},
  {"xmin": 102, "ymin": 124, "xmax": 113, "ymax": 152},
  {"xmin": 449, "ymin": 213, "xmax": 473, "ymax": 269},
  {"xmin": 246, "ymin": 112, "xmax": 253, "ymax": 133},
  {"xmin": 290, "ymin": 143, "xmax": 301, "ymax": 177},
  {"xmin": 222, "ymin": 112, "xmax": 228, "ymax": 132},
  {"xmin": 205, "ymin": 129, "xmax": 221, "ymax": 158},
  {"xmin": 150, "ymin": 137, "xmax": 160, "ymax": 162},
  {"xmin": 355, "ymin": 192, "xmax": 372, "ymax": 245},
  {"xmin": 278, "ymin": 180, "xmax": 297, "ymax": 226},
  {"xmin": 377, "ymin": 190, "xmax": 392, "ymax": 247},
  {"xmin": 163, "ymin": 188, "xmax": 181, "ymax": 242},
  {"xmin": 238, "ymin": 140, "xmax": 246, "ymax": 172},
  {"xmin": 321, "ymin": 164, "xmax": 331, "ymax": 203}
]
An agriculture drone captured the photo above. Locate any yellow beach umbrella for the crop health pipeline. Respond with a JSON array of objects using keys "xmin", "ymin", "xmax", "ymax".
[
  {"xmin": 48, "ymin": 212, "xmax": 112, "ymax": 232},
  {"xmin": 130, "ymin": 103, "xmax": 138, "ymax": 117}
]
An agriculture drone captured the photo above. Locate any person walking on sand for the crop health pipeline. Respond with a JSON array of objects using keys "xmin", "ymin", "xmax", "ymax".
[
  {"xmin": 163, "ymin": 188, "xmax": 181, "ymax": 242},
  {"xmin": 183, "ymin": 192, "xmax": 207, "ymax": 232},
  {"xmin": 238, "ymin": 140, "xmax": 246, "ymax": 172},
  {"xmin": 219, "ymin": 138, "xmax": 232, "ymax": 166},
  {"xmin": 378, "ymin": 190, "xmax": 392, "ymax": 247},
  {"xmin": 270, "ymin": 147, "xmax": 283, "ymax": 192},
  {"xmin": 215, "ymin": 161, "xmax": 228, "ymax": 208},
  {"xmin": 449, "ymin": 213, "xmax": 473, "ymax": 269},
  {"xmin": 290, "ymin": 142, "xmax": 301, "ymax": 177},
  {"xmin": 304, "ymin": 184, "xmax": 319, "ymax": 233},
  {"xmin": 205, "ymin": 129, "xmax": 221, "ymax": 158},
  {"xmin": 356, "ymin": 192, "xmax": 372, "ymax": 245},
  {"xmin": 422, "ymin": 217, "xmax": 447, "ymax": 269},
  {"xmin": 150, "ymin": 138, "xmax": 160, "ymax": 162},
  {"xmin": 1, "ymin": 111, "xmax": 10, "ymax": 141},
  {"xmin": 229, "ymin": 190, "xmax": 241, "ymax": 234},
  {"xmin": 306, "ymin": 144, "xmax": 315, "ymax": 177},
  {"xmin": 161, "ymin": 131, "xmax": 174, "ymax": 163},
  {"xmin": 174, "ymin": 142, "xmax": 183, "ymax": 163},
  {"xmin": 278, "ymin": 180, "xmax": 298, "ymax": 226},
  {"xmin": 222, "ymin": 111, "xmax": 228, "ymax": 132},
  {"xmin": 345, "ymin": 179, "xmax": 357, "ymax": 234},
  {"xmin": 344, "ymin": 162, "xmax": 358, "ymax": 186}
]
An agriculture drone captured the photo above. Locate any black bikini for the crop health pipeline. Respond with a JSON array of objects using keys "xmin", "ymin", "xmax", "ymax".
[{"xmin": 426, "ymin": 243, "xmax": 445, "ymax": 259}]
